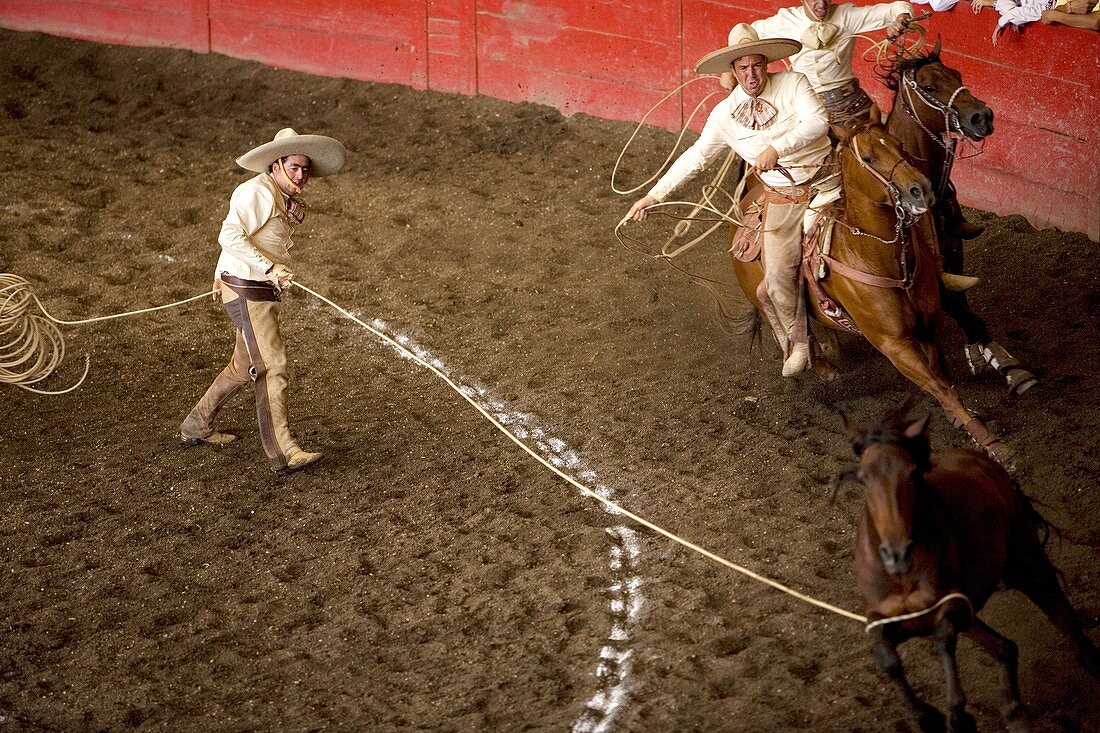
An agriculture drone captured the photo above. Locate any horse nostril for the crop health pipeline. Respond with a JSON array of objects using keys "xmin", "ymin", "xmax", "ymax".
[
  {"xmin": 970, "ymin": 112, "xmax": 985, "ymax": 129},
  {"xmin": 909, "ymin": 185, "xmax": 923, "ymax": 202}
]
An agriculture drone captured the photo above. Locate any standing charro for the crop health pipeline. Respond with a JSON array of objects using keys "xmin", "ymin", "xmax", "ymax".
[
  {"xmin": 627, "ymin": 25, "xmax": 834, "ymax": 377},
  {"xmin": 180, "ymin": 128, "xmax": 347, "ymax": 474}
]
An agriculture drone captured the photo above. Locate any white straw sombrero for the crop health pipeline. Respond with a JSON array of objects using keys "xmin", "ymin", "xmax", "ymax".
[
  {"xmin": 695, "ymin": 24, "xmax": 801, "ymax": 75},
  {"xmin": 236, "ymin": 128, "xmax": 347, "ymax": 177}
]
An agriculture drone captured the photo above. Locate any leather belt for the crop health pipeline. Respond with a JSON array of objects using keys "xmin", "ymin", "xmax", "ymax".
[
  {"xmin": 818, "ymin": 79, "xmax": 862, "ymax": 105},
  {"xmin": 221, "ymin": 273, "xmax": 280, "ymax": 302}
]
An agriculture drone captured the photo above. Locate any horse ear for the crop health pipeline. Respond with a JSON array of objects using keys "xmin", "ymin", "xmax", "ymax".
[
  {"xmin": 931, "ymin": 35, "xmax": 942, "ymax": 59},
  {"xmin": 868, "ymin": 102, "xmax": 882, "ymax": 125},
  {"xmin": 831, "ymin": 122, "xmax": 851, "ymax": 144},
  {"xmin": 903, "ymin": 414, "xmax": 931, "ymax": 439},
  {"xmin": 840, "ymin": 411, "xmax": 866, "ymax": 443}
]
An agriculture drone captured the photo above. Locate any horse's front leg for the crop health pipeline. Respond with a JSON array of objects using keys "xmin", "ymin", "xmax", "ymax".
[
  {"xmin": 870, "ymin": 625, "xmax": 946, "ymax": 733},
  {"xmin": 964, "ymin": 619, "xmax": 1031, "ymax": 733},
  {"xmin": 933, "ymin": 615, "xmax": 976, "ymax": 733},
  {"xmin": 862, "ymin": 333, "xmax": 1013, "ymax": 467}
]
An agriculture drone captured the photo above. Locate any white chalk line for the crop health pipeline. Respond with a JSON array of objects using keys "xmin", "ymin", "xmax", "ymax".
[{"xmin": 325, "ymin": 307, "xmax": 644, "ymax": 731}]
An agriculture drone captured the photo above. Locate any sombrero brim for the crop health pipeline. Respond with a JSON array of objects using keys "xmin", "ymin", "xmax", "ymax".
[
  {"xmin": 695, "ymin": 39, "xmax": 801, "ymax": 75},
  {"xmin": 236, "ymin": 134, "xmax": 347, "ymax": 177}
]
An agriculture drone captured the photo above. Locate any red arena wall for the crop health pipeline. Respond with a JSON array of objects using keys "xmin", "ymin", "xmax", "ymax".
[{"xmin": 1, "ymin": 0, "xmax": 1097, "ymax": 238}]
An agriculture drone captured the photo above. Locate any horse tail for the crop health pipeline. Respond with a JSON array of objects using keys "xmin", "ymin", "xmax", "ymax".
[
  {"xmin": 696, "ymin": 279, "xmax": 761, "ymax": 349},
  {"xmin": 1013, "ymin": 485, "xmax": 1059, "ymax": 549}
]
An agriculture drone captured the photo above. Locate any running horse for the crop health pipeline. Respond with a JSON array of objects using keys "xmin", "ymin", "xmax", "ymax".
[
  {"xmin": 729, "ymin": 117, "xmax": 1011, "ymax": 462},
  {"xmin": 836, "ymin": 404, "xmax": 1100, "ymax": 732},
  {"xmin": 883, "ymin": 39, "xmax": 1038, "ymax": 395}
]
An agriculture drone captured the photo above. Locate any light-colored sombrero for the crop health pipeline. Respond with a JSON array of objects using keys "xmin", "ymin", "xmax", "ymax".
[
  {"xmin": 236, "ymin": 128, "xmax": 347, "ymax": 177},
  {"xmin": 695, "ymin": 24, "xmax": 801, "ymax": 75}
]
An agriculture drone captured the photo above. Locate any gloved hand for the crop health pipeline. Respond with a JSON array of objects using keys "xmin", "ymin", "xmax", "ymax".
[{"xmin": 268, "ymin": 263, "xmax": 295, "ymax": 292}]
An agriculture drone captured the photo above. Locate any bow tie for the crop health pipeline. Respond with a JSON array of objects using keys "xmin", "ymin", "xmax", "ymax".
[
  {"xmin": 733, "ymin": 97, "xmax": 778, "ymax": 130},
  {"xmin": 285, "ymin": 195, "xmax": 306, "ymax": 224},
  {"xmin": 800, "ymin": 20, "xmax": 839, "ymax": 50}
]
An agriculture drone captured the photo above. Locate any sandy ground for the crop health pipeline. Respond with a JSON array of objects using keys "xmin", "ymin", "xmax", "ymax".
[{"xmin": 1, "ymin": 29, "xmax": 1098, "ymax": 732}]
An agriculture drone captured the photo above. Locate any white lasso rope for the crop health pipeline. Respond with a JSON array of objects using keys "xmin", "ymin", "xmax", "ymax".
[
  {"xmin": 14, "ymin": 272, "xmax": 968, "ymax": 627},
  {"xmin": 0, "ymin": 273, "xmax": 213, "ymax": 393}
]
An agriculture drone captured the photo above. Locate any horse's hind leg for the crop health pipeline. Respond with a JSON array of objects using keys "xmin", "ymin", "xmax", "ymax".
[
  {"xmin": 964, "ymin": 619, "xmax": 1031, "ymax": 732},
  {"xmin": 870, "ymin": 627, "xmax": 947, "ymax": 733},
  {"xmin": 1003, "ymin": 537, "xmax": 1100, "ymax": 679}
]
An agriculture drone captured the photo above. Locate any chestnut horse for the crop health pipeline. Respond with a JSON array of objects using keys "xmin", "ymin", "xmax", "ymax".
[
  {"xmin": 883, "ymin": 40, "xmax": 1038, "ymax": 395},
  {"xmin": 729, "ymin": 118, "xmax": 1010, "ymax": 462},
  {"xmin": 837, "ymin": 405, "xmax": 1100, "ymax": 732}
]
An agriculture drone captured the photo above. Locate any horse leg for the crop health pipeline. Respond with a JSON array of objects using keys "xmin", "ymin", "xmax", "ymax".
[
  {"xmin": 870, "ymin": 626, "xmax": 946, "ymax": 732},
  {"xmin": 939, "ymin": 231, "xmax": 1038, "ymax": 395},
  {"xmin": 964, "ymin": 619, "xmax": 1031, "ymax": 733},
  {"xmin": 1003, "ymin": 535, "xmax": 1100, "ymax": 679},
  {"xmin": 933, "ymin": 616, "xmax": 977, "ymax": 733},
  {"xmin": 863, "ymin": 333, "xmax": 1013, "ymax": 466}
]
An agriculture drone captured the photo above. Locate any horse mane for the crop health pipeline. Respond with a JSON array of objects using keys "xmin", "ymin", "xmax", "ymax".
[
  {"xmin": 847, "ymin": 403, "xmax": 933, "ymax": 475},
  {"xmin": 878, "ymin": 49, "xmax": 942, "ymax": 93}
]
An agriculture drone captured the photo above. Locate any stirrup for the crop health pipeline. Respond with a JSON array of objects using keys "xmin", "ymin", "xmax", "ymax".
[{"xmin": 940, "ymin": 272, "xmax": 980, "ymax": 292}]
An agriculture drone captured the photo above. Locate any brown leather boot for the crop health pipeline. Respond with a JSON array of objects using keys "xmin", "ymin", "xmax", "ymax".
[
  {"xmin": 277, "ymin": 448, "xmax": 324, "ymax": 474},
  {"xmin": 180, "ymin": 430, "xmax": 239, "ymax": 446}
]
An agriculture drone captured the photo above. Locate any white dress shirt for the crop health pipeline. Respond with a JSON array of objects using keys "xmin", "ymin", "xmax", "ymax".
[
  {"xmin": 648, "ymin": 71, "xmax": 830, "ymax": 200},
  {"xmin": 750, "ymin": 2, "xmax": 914, "ymax": 93},
  {"xmin": 214, "ymin": 173, "xmax": 297, "ymax": 282}
]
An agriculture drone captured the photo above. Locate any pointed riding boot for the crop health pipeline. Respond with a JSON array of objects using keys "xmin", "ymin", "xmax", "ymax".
[{"xmin": 181, "ymin": 332, "xmax": 251, "ymax": 445}]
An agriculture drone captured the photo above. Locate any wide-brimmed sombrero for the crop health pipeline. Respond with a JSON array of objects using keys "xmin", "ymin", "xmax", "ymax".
[
  {"xmin": 695, "ymin": 24, "xmax": 801, "ymax": 75},
  {"xmin": 236, "ymin": 128, "xmax": 347, "ymax": 177}
]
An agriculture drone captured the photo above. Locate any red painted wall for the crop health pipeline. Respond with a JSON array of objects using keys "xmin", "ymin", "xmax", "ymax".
[{"xmin": 1, "ymin": 0, "xmax": 1096, "ymax": 238}]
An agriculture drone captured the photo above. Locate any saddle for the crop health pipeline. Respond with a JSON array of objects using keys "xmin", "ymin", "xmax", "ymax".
[{"xmin": 731, "ymin": 191, "xmax": 862, "ymax": 335}]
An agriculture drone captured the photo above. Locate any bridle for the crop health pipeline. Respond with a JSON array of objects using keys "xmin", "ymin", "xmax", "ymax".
[
  {"xmin": 836, "ymin": 133, "xmax": 924, "ymax": 246},
  {"xmin": 899, "ymin": 66, "xmax": 972, "ymax": 198},
  {"xmin": 900, "ymin": 67, "xmax": 969, "ymax": 149},
  {"xmin": 816, "ymin": 131, "xmax": 928, "ymax": 293}
]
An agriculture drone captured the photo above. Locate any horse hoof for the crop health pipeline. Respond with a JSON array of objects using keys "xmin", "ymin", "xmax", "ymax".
[
  {"xmin": 917, "ymin": 704, "xmax": 946, "ymax": 733},
  {"xmin": 948, "ymin": 710, "xmax": 978, "ymax": 733},
  {"xmin": 812, "ymin": 356, "xmax": 840, "ymax": 382},
  {"xmin": 1006, "ymin": 368, "xmax": 1039, "ymax": 396},
  {"xmin": 984, "ymin": 440, "xmax": 1017, "ymax": 473}
]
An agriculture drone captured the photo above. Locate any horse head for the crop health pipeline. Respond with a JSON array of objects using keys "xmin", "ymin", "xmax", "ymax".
[
  {"xmin": 839, "ymin": 406, "xmax": 932, "ymax": 576},
  {"xmin": 834, "ymin": 116, "xmax": 934, "ymax": 219},
  {"xmin": 887, "ymin": 38, "xmax": 994, "ymax": 142}
]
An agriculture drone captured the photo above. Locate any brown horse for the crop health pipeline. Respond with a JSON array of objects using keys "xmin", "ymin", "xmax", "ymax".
[
  {"xmin": 729, "ymin": 117, "xmax": 1010, "ymax": 462},
  {"xmin": 837, "ymin": 405, "xmax": 1100, "ymax": 732},
  {"xmin": 883, "ymin": 40, "xmax": 1038, "ymax": 395}
]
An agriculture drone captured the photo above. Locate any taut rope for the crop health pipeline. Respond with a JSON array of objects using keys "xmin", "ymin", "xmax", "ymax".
[{"xmin": 5, "ymin": 271, "xmax": 871, "ymax": 624}]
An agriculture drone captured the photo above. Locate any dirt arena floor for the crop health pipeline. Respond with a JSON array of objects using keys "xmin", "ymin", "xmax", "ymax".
[{"xmin": 2, "ymin": 29, "xmax": 1098, "ymax": 733}]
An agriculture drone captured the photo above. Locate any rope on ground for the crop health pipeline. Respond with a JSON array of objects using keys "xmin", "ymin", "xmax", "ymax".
[
  {"xmin": 0, "ymin": 273, "xmax": 213, "ymax": 393},
  {"xmin": 5, "ymin": 270, "xmax": 870, "ymax": 624},
  {"xmin": 293, "ymin": 280, "xmax": 869, "ymax": 624}
]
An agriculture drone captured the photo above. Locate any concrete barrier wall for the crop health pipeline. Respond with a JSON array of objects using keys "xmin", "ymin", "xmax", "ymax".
[{"xmin": 1, "ymin": 0, "xmax": 1096, "ymax": 238}]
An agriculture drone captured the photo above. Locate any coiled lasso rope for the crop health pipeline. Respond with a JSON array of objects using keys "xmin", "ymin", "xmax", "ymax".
[
  {"xmin": 0, "ymin": 273, "xmax": 213, "ymax": 394},
  {"xmin": 10, "ymin": 273, "xmax": 964, "ymax": 631}
]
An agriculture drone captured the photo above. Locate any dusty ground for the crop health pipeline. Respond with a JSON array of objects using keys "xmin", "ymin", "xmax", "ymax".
[{"xmin": 1, "ymin": 29, "xmax": 1097, "ymax": 733}]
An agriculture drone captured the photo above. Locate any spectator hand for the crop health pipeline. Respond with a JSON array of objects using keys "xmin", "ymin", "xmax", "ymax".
[
  {"xmin": 625, "ymin": 195, "xmax": 659, "ymax": 223},
  {"xmin": 268, "ymin": 263, "xmax": 295, "ymax": 292}
]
